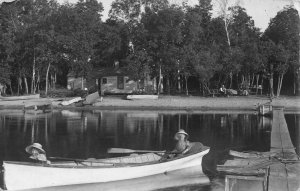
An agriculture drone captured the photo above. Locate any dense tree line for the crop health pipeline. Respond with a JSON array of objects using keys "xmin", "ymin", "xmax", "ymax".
[{"xmin": 0, "ymin": 0, "xmax": 299, "ymax": 96}]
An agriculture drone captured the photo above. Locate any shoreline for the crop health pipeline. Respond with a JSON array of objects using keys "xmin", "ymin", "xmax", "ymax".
[{"xmin": 0, "ymin": 95, "xmax": 299, "ymax": 112}]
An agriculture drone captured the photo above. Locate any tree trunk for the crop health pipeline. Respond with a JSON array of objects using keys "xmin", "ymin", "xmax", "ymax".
[
  {"xmin": 276, "ymin": 74, "xmax": 281, "ymax": 97},
  {"xmin": 202, "ymin": 81, "xmax": 205, "ymax": 96},
  {"xmin": 277, "ymin": 73, "xmax": 284, "ymax": 97},
  {"xmin": 50, "ymin": 74, "xmax": 52, "ymax": 89},
  {"xmin": 54, "ymin": 72, "xmax": 57, "ymax": 89},
  {"xmin": 36, "ymin": 71, "xmax": 40, "ymax": 93},
  {"xmin": 178, "ymin": 73, "xmax": 181, "ymax": 93},
  {"xmin": 45, "ymin": 62, "xmax": 51, "ymax": 96},
  {"xmin": 185, "ymin": 75, "xmax": 189, "ymax": 96},
  {"xmin": 9, "ymin": 83, "xmax": 13, "ymax": 95},
  {"xmin": 17, "ymin": 78, "xmax": 19, "ymax": 95},
  {"xmin": 279, "ymin": 74, "xmax": 283, "ymax": 96},
  {"xmin": 255, "ymin": 74, "xmax": 259, "ymax": 95},
  {"xmin": 52, "ymin": 73, "xmax": 55, "ymax": 89},
  {"xmin": 269, "ymin": 73, "xmax": 274, "ymax": 97},
  {"xmin": 24, "ymin": 76, "xmax": 29, "ymax": 94},
  {"xmin": 236, "ymin": 73, "xmax": 239, "ymax": 89},
  {"xmin": 157, "ymin": 65, "xmax": 162, "ymax": 95},
  {"xmin": 293, "ymin": 72, "xmax": 296, "ymax": 95},
  {"xmin": 31, "ymin": 50, "xmax": 36, "ymax": 94},
  {"xmin": 224, "ymin": 19, "xmax": 231, "ymax": 47},
  {"xmin": 269, "ymin": 64, "xmax": 274, "ymax": 98},
  {"xmin": 261, "ymin": 77, "xmax": 264, "ymax": 95},
  {"xmin": 18, "ymin": 77, "xmax": 22, "ymax": 95},
  {"xmin": 166, "ymin": 76, "xmax": 170, "ymax": 95},
  {"xmin": 241, "ymin": 75, "xmax": 244, "ymax": 85},
  {"xmin": 251, "ymin": 74, "xmax": 255, "ymax": 87},
  {"xmin": 223, "ymin": 75, "xmax": 228, "ymax": 87},
  {"xmin": 198, "ymin": 79, "xmax": 202, "ymax": 96},
  {"xmin": 248, "ymin": 74, "xmax": 251, "ymax": 88},
  {"xmin": 217, "ymin": 73, "xmax": 222, "ymax": 86},
  {"xmin": 203, "ymin": 81, "xmax": 210, "ymax": 96},
  {"xmin": 229, "ymin": 72, "xmax": 232, "ymax": 89}
]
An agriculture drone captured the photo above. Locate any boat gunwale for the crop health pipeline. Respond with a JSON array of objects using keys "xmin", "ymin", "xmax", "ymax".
[{"xmin": 3, "ymin": 149, "xmax": 209, "ymax": 169}]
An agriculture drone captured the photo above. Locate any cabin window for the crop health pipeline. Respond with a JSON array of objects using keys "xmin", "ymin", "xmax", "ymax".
[
  {"xmin": 102, "ymin": 78, "xmax": 107, "ymax": 84},
  {"xmin": 117, "ymin": 76, "xmax": 124, "ymax": 89}
]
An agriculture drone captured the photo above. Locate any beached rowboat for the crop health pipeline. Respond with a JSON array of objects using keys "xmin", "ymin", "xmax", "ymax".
[
  {"xmin": 2, "ymin": 148, "xmax": 209, "ymax": 190},
  {"xmin": 126, "ymin": 95, "xmax": 158, "ymax": 100},
  {"xmin": 0, "ymin": 94, "xmax": 40, "ymax": 101}
]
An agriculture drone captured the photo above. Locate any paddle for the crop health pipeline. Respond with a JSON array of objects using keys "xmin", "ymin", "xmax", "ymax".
[
  {"xmin": 48, "ymin": 157, "xmax": 115, "ymax": 164},
  {"xmin": 107, "ymin": 148, "xmax": 166, "ymax": 154}
]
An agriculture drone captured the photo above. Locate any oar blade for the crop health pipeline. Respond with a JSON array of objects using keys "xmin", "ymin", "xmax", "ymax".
[
  {"xmin": 107, "ymin": 148, "xmax": 166, "ymax": 154},
  {"xmin": 107, "ymin": 148, "xmax": 135, "ymax": 154}
]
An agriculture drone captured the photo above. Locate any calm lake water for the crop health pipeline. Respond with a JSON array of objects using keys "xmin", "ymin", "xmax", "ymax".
[{"xmin": 0, "ymin": 110, "xmax": 299, "ymax": 191}]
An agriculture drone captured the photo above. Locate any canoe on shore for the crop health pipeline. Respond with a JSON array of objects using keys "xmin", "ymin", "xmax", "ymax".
[
  {"xmin": 60, "ymin": 97, "xmax": 83, "ymax": 106},
  {"xmin": 2, "ymin": 148, "xmax": 209, "ymax": 190},
  {"xmin": 126, "ymin": 95, "xmax": 158, "ymax": 100},
  {"xmin": 0, "ymin": 94, "xmax": 40, "ymax": 101}
]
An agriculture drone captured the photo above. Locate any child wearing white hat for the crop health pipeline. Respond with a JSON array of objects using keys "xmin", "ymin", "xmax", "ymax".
[
  {"xmin": 171, "ymin": 129, "xmax": 191, "ymax": 155},
  {"xmin": 25, "ymin": 143, "xmax": 51, "ymax": 164}
]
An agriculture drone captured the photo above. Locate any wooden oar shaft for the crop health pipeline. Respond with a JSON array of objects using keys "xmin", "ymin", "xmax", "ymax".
[
  {"xmin": 107, "ymin": 148, "xmax": 166, "ymax": 154},
  {"xmin": 49, "ymin": 157, "xmax": 86, "ymax": 161},
  {"xmin": 49, "ymin": 157, "xmax": 115, "ymax": 164}
]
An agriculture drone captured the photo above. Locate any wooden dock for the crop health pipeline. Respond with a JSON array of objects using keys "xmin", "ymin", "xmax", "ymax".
[
  {"xmin": 268, "ymin": 107, "xmax": 300, "ymax": 191},
  {"xmin": 217, "ymin": 106, "xmax": 300, "ymax": 191}
]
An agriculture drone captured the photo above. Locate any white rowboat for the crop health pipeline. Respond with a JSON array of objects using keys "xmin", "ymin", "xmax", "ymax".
[
  {"xmin": 2, "ymin": 149, "xmax": 209, "ymax": 190},
  {"xmin": 60, "ymin": 97, "xmax": 83, "ymax": 106},
  {"xmin": 0, "ymin": 94, "xmax": 40, "ymax": 101},
  {"xmin": 126, "ymin": 95, "xmax": 158, "ymax": 100}
]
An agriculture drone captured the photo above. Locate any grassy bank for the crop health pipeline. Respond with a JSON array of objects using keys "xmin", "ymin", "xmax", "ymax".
[{"xmin": 1, "ymin": 95, "xmax": 299, "ymax": 112}]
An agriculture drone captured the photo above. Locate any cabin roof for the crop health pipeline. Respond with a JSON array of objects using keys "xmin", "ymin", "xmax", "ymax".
[
  {"xmin": 67, "ymin": 71, "xmax": 85, "ymax": 77},
  {"xmin": 92, "ymin": 67, "xmax": 128, "ymax": 77},
  {"xmin": 68, "ymin": 67, "xmax": 129, "ymax": 78}
]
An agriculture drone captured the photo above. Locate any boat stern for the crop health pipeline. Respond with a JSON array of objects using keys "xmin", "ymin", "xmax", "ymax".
[{"xmin": 0, "ymin": 163, "xmax": 7, "ymax": 190}]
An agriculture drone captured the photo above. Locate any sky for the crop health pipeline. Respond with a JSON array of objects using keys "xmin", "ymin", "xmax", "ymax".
[{"xmin": 58, "ymin": 0, "xmax": 298, "ymax": 31}]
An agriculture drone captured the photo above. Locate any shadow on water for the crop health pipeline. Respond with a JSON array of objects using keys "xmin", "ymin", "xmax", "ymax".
[
  {"xmin": 285, "ymin": 114, "xmax": 300, "ymax": 155},
  {"xmin": 0, "ymin": 110, "xmax": 296, "ymax": 191}
]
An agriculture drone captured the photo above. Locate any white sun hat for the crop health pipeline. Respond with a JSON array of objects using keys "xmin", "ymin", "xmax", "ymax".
[{"xmin": 25, "ymin": 143, "xmax": 45, "ymax": 154}]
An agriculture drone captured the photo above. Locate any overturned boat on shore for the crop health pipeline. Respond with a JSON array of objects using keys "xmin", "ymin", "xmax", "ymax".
[
  {"xmin": 126, "ymin": 95, "xmax": 158, "ymax": 100},
  {"xmin": 2, "ymin": 148, "xmax": 209, "ymax": 190},
  {"xmin": 0, "ymin": 94, "xmax": 40, "ymax": 101}
]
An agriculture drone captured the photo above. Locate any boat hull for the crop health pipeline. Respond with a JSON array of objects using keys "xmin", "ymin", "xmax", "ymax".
[
  {"xmin": 3, "ymin": 149, "xmax": 209, "ymax": 190},
  {"xmin": 0, "ymin": 94, "xmax": 40, "ymax": 101},
  {"xmin": 126, "ymin": 95, "xmax": 158, "ymax": 100}
]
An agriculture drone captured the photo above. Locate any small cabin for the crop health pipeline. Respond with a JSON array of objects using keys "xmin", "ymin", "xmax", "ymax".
[
  {"xmin": 67, "ymin": 72, "xmax": 87, "ymax": 90},
  {"xmin": 67, "ymin": 66, "xmax": 156, "ymax": 95},
  {"xmin": 93, "ymin": 67, "xmax": 156, "ymax": 95}
]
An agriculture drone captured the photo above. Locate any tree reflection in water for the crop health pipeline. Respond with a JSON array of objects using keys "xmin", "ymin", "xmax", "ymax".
[
  {"xmin": 0, "ymin": 110, "xmax": 274, "ymax": 160},
  {"xmin": 1, "ymin": 110, "xmax": 296, "ymax": 191}
]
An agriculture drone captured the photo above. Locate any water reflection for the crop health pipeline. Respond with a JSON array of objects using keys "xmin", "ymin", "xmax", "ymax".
[
  {"xmin": 0, "ymin": 110, "xmax": 279, "ymax": 190},
  {"xmin": 0, "ymin": 110, "xmax": 274, "ymax": 161}
]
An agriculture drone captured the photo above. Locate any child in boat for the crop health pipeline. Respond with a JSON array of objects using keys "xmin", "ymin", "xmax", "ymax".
[
  {"xmin": 25, "ymin": 143, "xmax": 51, "ymax": 164},
  {"xmin": 160, "ymin": 129, "xmax": 192, "ymax": 161},
  {"xmin": 160, "ymin": 129, "xmax": 205, "ymax": 161},
  {"xmin": 172, "ymin": 129, "xmax": 191, "ymax": 155}
]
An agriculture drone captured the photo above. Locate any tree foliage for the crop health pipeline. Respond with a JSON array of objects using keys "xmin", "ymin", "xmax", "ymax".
[{"xmin": 0, "ymin": 0, "xmax": 298, "ymax": 96}]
